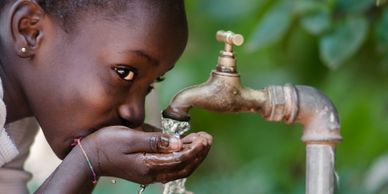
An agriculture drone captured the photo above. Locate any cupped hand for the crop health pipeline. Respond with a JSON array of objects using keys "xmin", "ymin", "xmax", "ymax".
[{"xmin": 79, "ymin": 125, "xmax": 212, "ymax": 184}]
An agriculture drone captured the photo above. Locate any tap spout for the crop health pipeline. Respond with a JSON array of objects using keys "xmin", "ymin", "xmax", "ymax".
[{"xmin": 163, "ymin": 71, "xmax": 268, "ymax": 121}]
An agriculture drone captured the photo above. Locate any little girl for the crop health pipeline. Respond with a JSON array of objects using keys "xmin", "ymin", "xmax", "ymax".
[{"xmin": 0, "ymin": 0, "xmax": 212, "ymax": 193}]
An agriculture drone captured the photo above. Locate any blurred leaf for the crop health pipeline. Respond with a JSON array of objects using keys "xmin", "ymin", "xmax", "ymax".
[
  {"xmin": 375, "ymin": 8, "xmax": 388, "ymax": 52},
  {"xmin": 319, "ymin": 16, "xmax": 369, "ymax": 69},
  {"xmin": 377, "ymin": 0, "xmax": 388, "ymax": 6},
  {"xmin": 191, "ymin": 159, "xmax": 279, "ymax": 194},
  {"xmin": 201, "ymin": 0, "xmax": 267, "ymax": 21},
  {"xmin": 300, "ymin": 9, "xmax": 331, "ymax": 35},
  {"xmin": 336, "ymin": 0, "xmax": 375, "ymax": 13},
  {"xmin": 293, "ymin": 0, "xmax": 328, "ymax": 15},
  {"xmin": 364, "ymin": 154, "xmax": 388, "ymax": 193},
  {"xmin": 247, "ymin": 0, "xmax": 293, "ymax": 51}
]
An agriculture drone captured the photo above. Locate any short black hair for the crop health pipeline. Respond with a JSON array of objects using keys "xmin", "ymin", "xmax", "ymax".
[{"xmin": 1, "ymin": 0, "xmax": 184, "ymax": 31}]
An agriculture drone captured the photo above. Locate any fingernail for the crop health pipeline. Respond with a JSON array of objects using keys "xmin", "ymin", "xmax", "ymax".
[
  {"xmin": 159, "ymin": 136, "xmax": 170, "ymax": 149},
  {"xmin": 168, "ymin": 137, "xmax": 182, "ymax": 151}
]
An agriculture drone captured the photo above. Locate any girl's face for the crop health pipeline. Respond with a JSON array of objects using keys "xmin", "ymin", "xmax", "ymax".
[{"xmin": 21, "ymin": 5, "xmax": 188, "ymax": 159}]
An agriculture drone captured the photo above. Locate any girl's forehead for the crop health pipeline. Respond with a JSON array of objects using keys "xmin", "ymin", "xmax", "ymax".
[
  {"xmin": 52, "ymin": 1, "xmax": 187, "ymax": 67},
  {"xmin": 56, "ymin": 10, "xmax": 186, "ymax": 67},
  {"xmin": 68, "ymin": 2, "xmax": 187, "ymax": 37},
  {"xmin": 70, "ymin": 6, "xmax": 187, "ymax": 47}
]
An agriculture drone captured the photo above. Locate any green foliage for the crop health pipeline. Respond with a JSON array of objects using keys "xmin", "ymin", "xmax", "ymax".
[
  {"xmin": 246, "ymin": 0, "xmax": 382, "ymax": 69},
  {"xmin": 300, "ymin": 9, "xmax": 331, "ymax": 35},
  {"xmin": 336, "ymin": 0, "xmax": 375, "ymax": 13},
  {"xmin": 247, "ymin": 0, "xmax": 293, "ymax": 51},
  {"xmin": 375, "ymin": 8, "xmax": 388, "ymax": 51},
  {"xmin": 320, "ymin": 16, "xmax": 369, "ymax": 69},
  {"xmin": 377, "ymin": 0, "xmax": 388, "ymax": 6}
]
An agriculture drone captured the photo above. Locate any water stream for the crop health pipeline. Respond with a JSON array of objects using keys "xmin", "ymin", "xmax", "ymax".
[{"xmin": 161, "ymin": 117, "xmax": 193, "ymax": 194}]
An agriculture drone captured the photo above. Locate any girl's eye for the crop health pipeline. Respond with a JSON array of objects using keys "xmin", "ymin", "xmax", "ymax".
[
  {"xmin": 113, "ymin": 66, "xmax": 137, "ymax": 81},
  {"xmin": 156, "ymin": 76, "xmax": 165, "ymax": 82},
  {"xmin": 147, "ymin": 85, "xmax": 155, "ymax": 94},
  {"xmin": 147, "ymin": 76, "xmax": 165, "ymax": 95}
]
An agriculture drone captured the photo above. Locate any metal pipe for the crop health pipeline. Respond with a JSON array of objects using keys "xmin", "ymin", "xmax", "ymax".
[
  {"xmin": 306, "ymin": 144, "xmax": 336, "ymax": 194},
  {"xmin": 296, "ymin": 86, "xmax": 341, "ymax": 194},
  {"xmin": 162, "ymin": 30, "xmax": 341, "ymax": 194}
]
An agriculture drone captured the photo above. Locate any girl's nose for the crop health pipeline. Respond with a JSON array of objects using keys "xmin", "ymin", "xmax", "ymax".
[{"xmin": 118, "ymin": 99, "xmax": 145, "ymax": 129}]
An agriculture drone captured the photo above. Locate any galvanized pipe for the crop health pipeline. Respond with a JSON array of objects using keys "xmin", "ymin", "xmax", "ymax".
[
  {"xmin": 306, "ymin": 144, "xmax": 336, "ymax": 194},
  {"xmin": 295, "ymin": 86, "xmax": 341, "ymax": 194}
]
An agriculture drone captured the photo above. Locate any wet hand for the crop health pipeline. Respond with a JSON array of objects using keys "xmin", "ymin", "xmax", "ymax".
[
  {"xmin": 79, "ymin": 126, "xmax": 212, "ymax": 184},
  {"xmin": 142, "ymin": 132, "xmax": 212, "ymax": 183}
]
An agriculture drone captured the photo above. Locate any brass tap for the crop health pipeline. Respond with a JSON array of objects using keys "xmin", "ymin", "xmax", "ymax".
[{"xmin": 162, "ymin": 30, "xmax": 268, "ymax": 121}]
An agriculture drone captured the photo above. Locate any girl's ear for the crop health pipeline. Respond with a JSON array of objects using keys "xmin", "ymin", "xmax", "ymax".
[{"xmin": 10, "ymin": 0, "xmax": 45, "ymax": 58}]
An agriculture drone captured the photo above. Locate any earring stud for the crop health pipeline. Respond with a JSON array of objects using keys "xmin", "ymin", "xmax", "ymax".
[
  {"xmin": 20, "ymin": 47, "xmax": 27, "ymax": 53},
  {"xmin": 19, "ymin": 47, "xmax": 31, "ymax": 58}
]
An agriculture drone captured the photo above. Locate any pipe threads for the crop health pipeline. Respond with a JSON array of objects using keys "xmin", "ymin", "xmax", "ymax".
[{"xmin": 266, "ymin": 84, "xmax": 298, "ymax": 123}]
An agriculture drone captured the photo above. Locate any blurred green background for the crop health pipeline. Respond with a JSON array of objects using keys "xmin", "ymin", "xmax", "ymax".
[{"xmin": 93, "ymin": 0, "xmax": 388, "ymax": 193}]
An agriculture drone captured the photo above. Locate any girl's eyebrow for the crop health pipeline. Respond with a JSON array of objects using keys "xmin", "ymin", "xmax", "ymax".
[{"xmin": 129, "ymin": 50, "xmax": 159, "ymax": 67}]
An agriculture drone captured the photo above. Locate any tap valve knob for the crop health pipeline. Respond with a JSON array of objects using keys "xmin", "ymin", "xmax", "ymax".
[
  {"xmin": 215, "ymin": 30, "xmax": 244, "ymax": 73},
  {"xmin": 216, "ymin": 30, "xmax": 244, "ymax": 51}
]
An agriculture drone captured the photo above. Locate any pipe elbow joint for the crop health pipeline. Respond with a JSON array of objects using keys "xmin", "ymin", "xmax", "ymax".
[
  {"xmin": 296, "ymin": 86, "xmax": 341, "ymax": 144},
  {"xmin": 265, "ymin": 84, "xmax": 341, "ymax": 145}
]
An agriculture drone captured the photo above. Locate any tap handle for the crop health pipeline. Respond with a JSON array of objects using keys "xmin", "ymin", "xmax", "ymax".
[
  {"xmin": 215, "ymin": 30, "xmax": 243, "ymax": 73},
  {"xmin": 216, "ymin": 30, "xmax": 244, "ymax": 47}
]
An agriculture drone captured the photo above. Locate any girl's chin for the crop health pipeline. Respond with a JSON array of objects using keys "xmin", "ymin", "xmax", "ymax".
[{"xmin": 50, "ymin": 139, "xmax": 75, "ymax": 160}]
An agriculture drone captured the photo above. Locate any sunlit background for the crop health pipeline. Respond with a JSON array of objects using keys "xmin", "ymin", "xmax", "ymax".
[{"xmin": 27, "ymin": 0, "xmax": 388, "ymax": 193}]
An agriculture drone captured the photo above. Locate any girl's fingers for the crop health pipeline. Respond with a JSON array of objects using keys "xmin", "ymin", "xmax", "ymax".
[
  {"xmin": 181, "ymin": 131, "xmax": 212, "ymax": 145},
  {"xmin": 142, "ymin": 133, "xmax": 211, "ymax": 170},
  {"xmin": 124, "ymin": 131, "xmax": 182, "ymax": 153},
  {"xmin": 154, "ymin": 151, "xmax": 208, "ymax": 183}
]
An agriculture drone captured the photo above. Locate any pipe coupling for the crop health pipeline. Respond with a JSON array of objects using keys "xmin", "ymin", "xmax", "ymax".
[{"xmin": 265, "ymin": 84, "xmax": 298, "ymax": 124}]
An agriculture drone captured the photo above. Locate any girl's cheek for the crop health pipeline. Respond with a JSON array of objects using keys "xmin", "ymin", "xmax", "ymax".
[{"xmin": 79, "ymin": 82, "xmax": 117, "ymax": 112}]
